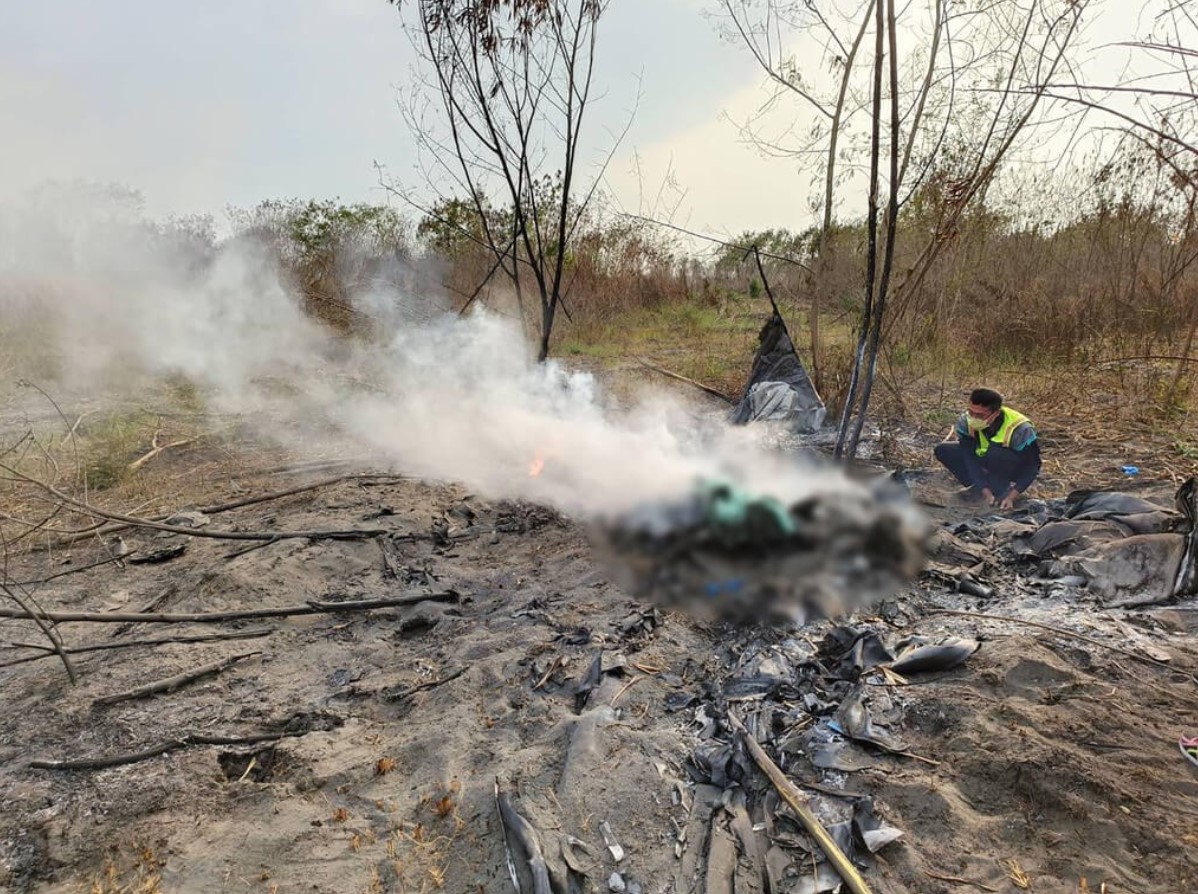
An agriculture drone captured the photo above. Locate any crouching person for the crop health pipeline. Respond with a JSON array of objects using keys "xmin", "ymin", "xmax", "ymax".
[{"xmin": 934, "ymin": 388, "xmax": 1041, "ymax": 510}]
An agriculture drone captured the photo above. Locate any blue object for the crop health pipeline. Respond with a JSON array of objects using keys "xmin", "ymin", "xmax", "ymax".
[{"xmin": 1121, "ymin": 465, "xmax": 1140, "ymax": 476}]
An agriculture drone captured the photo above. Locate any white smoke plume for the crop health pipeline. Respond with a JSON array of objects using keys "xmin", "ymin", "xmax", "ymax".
[{"xmin": 0, "ymin": 183, "xmax": 866, "ymax": 521}]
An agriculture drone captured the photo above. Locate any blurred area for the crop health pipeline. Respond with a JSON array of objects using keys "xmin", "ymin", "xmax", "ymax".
[{"xmin": 593, "ymin": 474, "xmax": 929, "ymax": 626}]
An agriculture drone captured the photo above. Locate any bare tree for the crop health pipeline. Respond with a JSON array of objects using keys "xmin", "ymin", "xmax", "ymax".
[
  {"xmin": 717, "ymin": 0, "xmax": 1093, "ymax": 459},
  {"xmin": 386, "ymin": 0, "xmax": 621, "ymax": 361},
  {"xmin": 1034, "ymin": 0, "xmax": 1198, "ymax": 406},
  {"xmin": 718, "ymin": 0, "xmax": 877, "ymax": 389}
]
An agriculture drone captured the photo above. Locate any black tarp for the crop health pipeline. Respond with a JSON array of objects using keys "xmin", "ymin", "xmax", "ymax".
[{"xmin": 730, "ymin": 312, "xmax": 826, "ymax": 432}]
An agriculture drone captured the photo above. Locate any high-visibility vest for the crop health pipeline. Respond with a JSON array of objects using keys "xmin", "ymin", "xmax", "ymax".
[{"xmin": 976, "ymin": 406, "xmax": 1031, "ymax": 457}]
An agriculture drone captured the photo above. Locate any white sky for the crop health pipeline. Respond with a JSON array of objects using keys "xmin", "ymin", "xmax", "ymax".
[{"xmin": 0, "ymin": 0, "xmax": 1165, "ymax": 238}]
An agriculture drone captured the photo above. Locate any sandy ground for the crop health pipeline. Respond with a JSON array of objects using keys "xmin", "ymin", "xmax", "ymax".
[{"xmin": 2, "ymin": 426, "xmax": 1198, "ymax": 894}]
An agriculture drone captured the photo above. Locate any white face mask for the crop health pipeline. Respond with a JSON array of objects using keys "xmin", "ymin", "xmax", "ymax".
[{"xmin": 966, "ymin": 412, "xmax": 994, "ymax": 432}]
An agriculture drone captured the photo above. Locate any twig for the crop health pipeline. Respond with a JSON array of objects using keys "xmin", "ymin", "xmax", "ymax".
[
  {"xmin": 198, "ymin": 473, "xmax": 408, "ymax": 514},
  {"xmin": 791, "ymin": 778, "xmax": 869, "ymax": 801},
  {"xmin": 128, "ymin": 434, "xmax": 198, "ymax": 472},
  {"xmin": 924, "ymin": 609, "xmax": 1180, "ymax": 671},
  {"xmin": 92, "ymin": 651, "xmax": 261, "ymax": 707},
  {"xmin": 13, "ymin": 554, "xmax": 126, "ymax": 587},
  {"xmin": 896, "ymin": 749, "xmax": 942, "ymax": 767},
  {"xmin": 727, "ymin": 712, "xmax": 874, "ymax": 894},
  {"xmin": 225, "ymin": 537, "xmax": 280, "ymax": 560},
  {"xmin": 0, "ymin": 627, "xmax": 273, "ymax": 668},
  {"xmin": 256, "ymin": 458, "xmax": 363, "ymax": 476},
  {"xmin": 0, "ymin": 583, "xmax": 76, "ymax": 684},
  {"xmin": 29, "ymin": 473, "xmax": 412, "ymax": 552},
  {"xmin": 46, "ymin": 495, "xmax": 381, "ymax": 541},
  {"xmin": 109, "ymin": 585, "xmax": 177, "ymax": 636},
  {"xmin": 60, "ymin": 410, "xmax": 93, "ymax": 448},
  {"xmin": 378, "ymin": 537, "xmax": 403, "ymax": 578},
  {"xmin": 0, "ymin": 592, "xmax": 460, "ymax": 624},
  {"xmin": 7, "ymin": 470, "xmax": 395, "ymax": 548},
  {"xmin": 532, "ymin": 655, "xmax": 564, "ymax": 691},
  {"xmin": 924, "ymin": 870, "xmax": 998, "ymax": 892},
  {"xmin": 381, "ymin": 666, "xmax": 466, "ymax": 703},
  {"xmin": 29, "ymin": 730, "xmax": 311, "ymax": 772},
  {"xmin": 635, "ymin": 358, "xmax": 735, "ymax": 404},
  {"xmin": 610, "ymin": 675, "xmax": 644, "ymax": 706},
  {"xmin": 751, "ymin": 245, "xmax": 784, "ymax": 320}
]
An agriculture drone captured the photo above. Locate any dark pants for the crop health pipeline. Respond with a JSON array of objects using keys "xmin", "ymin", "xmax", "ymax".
[{"xmin": 934, "ymin": 442, "xmax": 1031, "ymax": 499}]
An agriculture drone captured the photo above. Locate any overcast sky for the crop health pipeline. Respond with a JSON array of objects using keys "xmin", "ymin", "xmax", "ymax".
[{"xmin": 0, "ymin": 1, "xmax": 1158, "ymax": 237}]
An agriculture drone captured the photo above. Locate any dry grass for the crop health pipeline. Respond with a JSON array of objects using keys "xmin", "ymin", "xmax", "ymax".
[
  {"xmin": 384, "ymin": 791, "xmax": 466, "ymax": 893},
  {"xmin": 87, "ymin": 846, "xmax": 164, "ymax": 894},
  {"xmin": 0, "ymin": 387, "xmax": 303, "ymax": 561},
  {"xmin": 549, "ymin": 282, "xmax": 1198, "ymax": 493}
]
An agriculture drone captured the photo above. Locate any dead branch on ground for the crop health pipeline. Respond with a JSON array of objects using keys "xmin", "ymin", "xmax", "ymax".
[
  {"xmin": 0, "ymin": 627, "xmax": 273, "ymax": 669},
  {"xmin": 0, "ymin": 582, "xmax": 77, "ymax": 683},
  {"xmin": 29, "ymin": 729, "xmax": 315, "ymax": 772},
  {"xmin": 381, "ymin": 666, "xmax": 466, "ymax": 703},
  {"xmin": 127, "ymin": 431, "xmax": 199, "ymax": 473},
  {"xmin": 26, "ymin": 472, "xmax": 412, "ymax": 551},
  {"xmin": 635, "ymin": 358, "xmax": 735, "ymax": 403},
  {"xmin": 0, "ymin": 592, "xmax": 460, "ymax": 624},
  {"xmin": 727, "ymin": 711, "xmax": 874, "ymax": 894},
  {"xmin": 0, "ymin": 465, "xmax": 386, "ymax": 542},
  {"xmin": 93, "ymin": 651, "xmax": 261, "ymax": 707},
  {"xmin": 925, "ymin": 608, "xmax": 1184, "ymax": 672},
  {"xmin": 13, "ymin": 554, "xmax": 127, "ymax": 587}
]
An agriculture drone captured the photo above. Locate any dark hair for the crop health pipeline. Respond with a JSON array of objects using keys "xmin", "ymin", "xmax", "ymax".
[{"xmin": 969, "ymin": 388, "xmax": 1004, "ymax": 411}]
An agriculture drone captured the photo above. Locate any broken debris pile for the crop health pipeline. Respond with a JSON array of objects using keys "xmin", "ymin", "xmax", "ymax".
[
  {"xmin": 507, "ymin": 610, "xmax": 975, "ymax": 894},
  {"xmin": 665, "ymin": 623, "xmax": 976, "ymax": 893},
  {"xmin": 928, "ymin": 475, "xmax": 1198, "ymax": 609},
  {"xmin": 595, "ymin": 478, "xmax": 928, "ymax": 625}
]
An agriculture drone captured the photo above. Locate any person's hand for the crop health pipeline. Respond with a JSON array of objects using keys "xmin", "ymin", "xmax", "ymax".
[
  {"xmin": 981, "ymin": 487, "xmax": 995, "ymax": 506},
  {"xmin": 1000, "ymin": 489, "xmax": 1020, "ymax": 510}
]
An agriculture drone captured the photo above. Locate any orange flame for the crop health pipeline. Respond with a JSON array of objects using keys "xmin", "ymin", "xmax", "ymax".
[{"xmin": 529, "ymin": 456, "xmax": 546, "ymax": 477}]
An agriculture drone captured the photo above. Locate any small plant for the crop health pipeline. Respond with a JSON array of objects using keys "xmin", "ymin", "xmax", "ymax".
[
  {"xmin": 1174, "ymin": 440, "xmax": 1198, "ymax": 460},
  {"xmin": 80, "ymin": 411, "xmax": 153, "ymax": 491},
  {"xmin": 923, "ymin": 407, "xmax": 958, "ymax": 428},
  {"xmin": 374, "ymin": 756, "xmax": 398, "ymax": 776},
  {"xmin": 163, "ymin": 373, "xmax": 205, "ymax": 412}
]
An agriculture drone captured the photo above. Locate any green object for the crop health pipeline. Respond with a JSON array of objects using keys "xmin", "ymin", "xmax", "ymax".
[{"xmin": 700, "ymin": 479, "xmax": 796, "ymax": 538}]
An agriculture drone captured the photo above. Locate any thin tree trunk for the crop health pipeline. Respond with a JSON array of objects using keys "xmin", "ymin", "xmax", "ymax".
[
  {"xmin": 814, "ymin": 0, "xmax": 876, "ymax": 393},
  {"xmin": 538, "ymin": 297, "xmax": 556, "ymax": 362},
  {"xmin": 834, "ymin": 2, "xmax": 885, "ymax": 459},
  {"xmin": 1168, "ymin": 303, "xmax": 1198, "ymax": 405},
  {"xmin": 846, "ymin": 0, "xmax": 902, "ymax": 459}
]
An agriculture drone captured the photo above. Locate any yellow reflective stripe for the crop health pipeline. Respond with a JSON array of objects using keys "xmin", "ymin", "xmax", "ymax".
[{"xmin": 975, "ymin": 407, "xmax": 1030, "ymax": 457}]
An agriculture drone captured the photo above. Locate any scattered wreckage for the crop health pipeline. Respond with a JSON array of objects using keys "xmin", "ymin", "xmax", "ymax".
[
  {"xmin": 933, "ymin": 475, "xmax": 1198, "ymax": 609},
  {"xmin": 560, "ymin": 468, "xmax": 1198, "ymax": 894}
]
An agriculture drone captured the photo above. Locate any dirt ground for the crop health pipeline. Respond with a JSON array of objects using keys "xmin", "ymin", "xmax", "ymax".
[{"xmin": 2, "ymin": 398, "xmax": 1198, "ymax": 894}]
